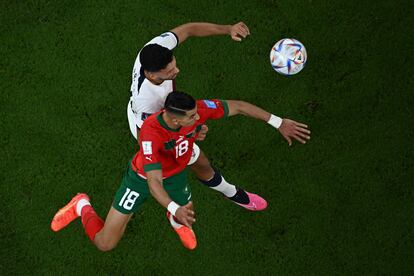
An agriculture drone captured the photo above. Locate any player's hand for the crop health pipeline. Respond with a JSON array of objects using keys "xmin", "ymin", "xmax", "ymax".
[
  {"xmin": 278, "ymin": 119, "xmax": 311, "ymax": 146},
  {"xmin": 230, "ymin": 22, "xmax": 250, "ymax": 41},
  {"xmin": 175, "ymin": 201, "xmax": 196, "ymax": 228},
  {"xmin": 196, "ymin": 125, "xmax": 209, "ymax": 141}
]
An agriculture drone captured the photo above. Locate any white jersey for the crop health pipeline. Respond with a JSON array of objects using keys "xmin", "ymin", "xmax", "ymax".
[
  {"xmin": 128, "ymin": 32, "xmax": 179, "ymax": 129},
  {"xmin": 126, "ymin": 31, "xmax": 201, "ymax": 165}
]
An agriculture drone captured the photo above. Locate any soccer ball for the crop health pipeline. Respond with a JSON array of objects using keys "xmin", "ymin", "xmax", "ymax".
[{"xmin": 270, "ymin": 38, "xmax": 307, "ymax": 75}]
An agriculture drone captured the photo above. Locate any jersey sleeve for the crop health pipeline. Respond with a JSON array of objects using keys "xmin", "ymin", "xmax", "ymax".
[
  {"xmin": 198, "ymin": 99, "xmax": 229, "ymax": 120},
  {"xmin": 140, "ymin": 131, "xmax": 163, "ymax": 172},
  {"xmin": 145, "ymin": 31, "xmax": 179, "ymax": 50}
]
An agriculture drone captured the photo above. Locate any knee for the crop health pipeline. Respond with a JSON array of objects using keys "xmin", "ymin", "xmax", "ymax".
[
  {"xmin": 94, "ymin": 238, "xmax": 119, "ymax": 252},
  {"xmin": 96, "ymin": 242, "xmax": 116, "ymax": 252}
]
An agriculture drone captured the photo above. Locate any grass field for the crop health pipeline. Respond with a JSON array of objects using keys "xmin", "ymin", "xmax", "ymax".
[{"xmin": 1, "ymin": 0, "xmax": 413, "ymax": 274}]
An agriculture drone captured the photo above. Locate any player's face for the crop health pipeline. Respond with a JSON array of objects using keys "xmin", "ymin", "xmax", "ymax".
[
  {"xmin": 177, "ymin": 107, "xmax": 199, "ymax": 127},
  {"xmin": 157, "ymin": 57, "xmax": 180, "ymax": 80}
]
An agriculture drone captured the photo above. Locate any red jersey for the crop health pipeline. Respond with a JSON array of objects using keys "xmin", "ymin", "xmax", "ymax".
[{"xmin": 131, "ymin": 99, "xmax": 228, "ymax": 178}]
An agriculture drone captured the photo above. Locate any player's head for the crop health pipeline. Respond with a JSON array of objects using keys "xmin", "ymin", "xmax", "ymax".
[
  {"xmin": 165, "ymin": 91, "xmax": 199, "ymax": 127},
  {"xmin": 140, "ymin": 44, "xmax": 180, "ymax": 81}
]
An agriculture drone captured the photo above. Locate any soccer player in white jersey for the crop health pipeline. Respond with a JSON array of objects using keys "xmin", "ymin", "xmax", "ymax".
[{"xmin": 126, "ymin": 22, "xmax": 310, "ymax": 217}]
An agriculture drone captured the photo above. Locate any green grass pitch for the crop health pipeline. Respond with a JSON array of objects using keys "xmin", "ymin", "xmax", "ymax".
[{"xmin": 1, "ymin": 0, "xmax": 413, "ymax": 274}]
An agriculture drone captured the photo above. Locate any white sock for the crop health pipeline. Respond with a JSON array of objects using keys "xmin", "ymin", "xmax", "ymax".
[
  {"xmin": 76, "ymin": 199, "xmax": 91, "ymax": 216},
  {"xmin": 168, "ymin": 213, "xmax": 183, "ymax": 229},
  {"xmin": 211, "ymin": 176, "xmax": 237, "ymax": 198}
]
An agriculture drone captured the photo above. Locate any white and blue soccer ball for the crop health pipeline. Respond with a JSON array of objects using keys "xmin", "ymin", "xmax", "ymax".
[{"xmin": 270, "ymin": 38, "xmax": 307, "ymax": 75}]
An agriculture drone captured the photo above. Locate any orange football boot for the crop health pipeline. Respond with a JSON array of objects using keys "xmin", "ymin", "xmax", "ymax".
[
  {"xmin": 166, "ymin": 212, "xmax": 197, "ymax": 250},
  {"xmin": 51, "ymin": 193, "xmax": 90, "ymax": 232}
]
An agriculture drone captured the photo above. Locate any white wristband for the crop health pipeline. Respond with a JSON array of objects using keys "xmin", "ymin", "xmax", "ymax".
[
  {"xmin": 267, "ymin": 114, "xmax": 283, "ymax": 129},
  {"xmin": 167, "ymin": 201, "xmax": 180, "ymax": 216}
]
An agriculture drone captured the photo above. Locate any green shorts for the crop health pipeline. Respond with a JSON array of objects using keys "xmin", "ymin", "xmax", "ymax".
[{"xmin": 112, "ymin": 162, "xmax": 192, "ymax": 214}]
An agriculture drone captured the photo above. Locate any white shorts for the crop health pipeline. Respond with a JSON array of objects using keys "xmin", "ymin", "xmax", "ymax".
[
  {"xmin": 127, "ymin": 98, "xmax": 200, "ymax": 165},
  {"xmin": 188, "ymin": 143, "xmax": 200, "ymax": 165}
]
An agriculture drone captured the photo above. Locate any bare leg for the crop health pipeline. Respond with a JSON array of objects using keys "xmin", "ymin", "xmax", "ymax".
[
  {"xmin": 189, "ymin": 150, "xmax": 215, "ymax": 180},
  {"xmin": 188, "ymin": 149, "xmax": 264, "ymax": 209},
  {"xmin": 93, "ymin": 207, "xmax": 133, "ymax": 252}
]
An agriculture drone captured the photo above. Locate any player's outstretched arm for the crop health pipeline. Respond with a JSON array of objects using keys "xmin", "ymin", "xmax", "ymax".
[
  {"xmin": 147, "ymin": 170, "xmax": 196, "ymax": 227},
  {"xmin": 170, "ymin": 22, "xmax": 250, "ymax": 44},
  {"xmin": 226, "ymin": 100, "xmax": 311, "ymax": 146}
]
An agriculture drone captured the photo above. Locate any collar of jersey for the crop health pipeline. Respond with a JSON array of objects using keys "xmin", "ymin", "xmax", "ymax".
[{"xmin": 157, "ymin": 112, "xmax": 181, "ymax": 132}]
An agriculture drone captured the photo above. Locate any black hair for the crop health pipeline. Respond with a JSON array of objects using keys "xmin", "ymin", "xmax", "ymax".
[
  {"xmin": 139, "ymin": 44, "xmax": 173, "ymax": 72},
  {"xmin": 164, "ymin": 91, "xmax": 196, "ymax": 116}
]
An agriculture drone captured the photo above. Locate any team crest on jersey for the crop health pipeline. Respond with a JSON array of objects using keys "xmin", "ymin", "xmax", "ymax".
[
  {"xmin": 142, "ymin": 141, "xmax": 152, "ymax": 155},
  {"xmin": 203, "ymin": 100, "xmax": 217, "ymax": 109}
]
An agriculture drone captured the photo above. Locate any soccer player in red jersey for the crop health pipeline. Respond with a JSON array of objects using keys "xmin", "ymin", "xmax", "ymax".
[
  {"xmin": 51, "ymin": 91, "xmax": 311, "ymax": 250},
  {"xmin": 127, "ymin": 22, "xmax": 311, "ymax": 233}
]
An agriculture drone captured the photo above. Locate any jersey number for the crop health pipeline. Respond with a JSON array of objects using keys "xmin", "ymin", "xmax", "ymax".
[
  {"xmin": 175, "ymin": 140, "xmax": 189, "ymax": 158},
  {"xmin": 119, "ymin": 188, "xmax": 140, "ymax": 210}
]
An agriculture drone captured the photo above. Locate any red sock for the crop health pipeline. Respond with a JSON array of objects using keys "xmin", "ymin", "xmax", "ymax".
[{"xmin": 80, "ymin": 205, "xmax": 104, "ymax": 241}]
